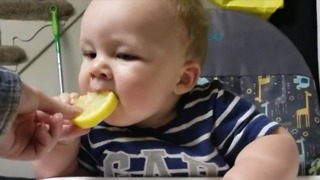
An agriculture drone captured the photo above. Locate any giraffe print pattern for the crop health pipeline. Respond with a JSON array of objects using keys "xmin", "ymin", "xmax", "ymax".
[{"xmin": 198, "ymin": 75, "xmax": 320, "ymax": 176}]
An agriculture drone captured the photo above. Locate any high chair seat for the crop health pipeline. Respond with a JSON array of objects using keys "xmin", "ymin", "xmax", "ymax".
[{"xmin": 200, "ymin": 6, "xmax": 320, "ymax": 176}]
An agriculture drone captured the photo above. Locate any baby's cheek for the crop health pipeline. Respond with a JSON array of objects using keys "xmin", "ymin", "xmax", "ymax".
[
  {"xmin": 78, "ymin": 79, "xmax": 90, "ymax": 94},
  {"xmin": 118, "ymin": 77, "xmax": 160, "ymax": 108},
  {"xmin": 78, "ymin": 70, "xmax": 91, "ymax": 93},
  {"xmin": 126, "ymin": 93, "xmax": 160, "ymax": 114}
]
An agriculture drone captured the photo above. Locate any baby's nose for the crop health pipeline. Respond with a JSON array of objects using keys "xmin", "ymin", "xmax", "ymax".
[{"xmin": 90, "ymin": 59, "xmax": 113, "ymax": 80}]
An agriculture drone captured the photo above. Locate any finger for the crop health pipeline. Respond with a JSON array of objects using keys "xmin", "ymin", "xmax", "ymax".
[
  {"xmin": 70, "ymin": 93, "xmax": 80, "ymax": 104},
  {"xmin": 34, "ymin": 111, "xmax": 78, "ymax": 131},
  {"xmin": 70, "ymin": 92, "xmax": 80, "ymax": 99},
  {"xmin": 47, "ymin": 113, "xmax": 64, "ymax": 140},
  {"xmin": 33, "ymin": 111, "xmax": 52, "ymax": 124},
  {"xmin": 17, "ymin": 82, "xmax": 39, "ymax": 114},
  {"xmin": 61, "ymin": 124, "xmax": 90, "ymax": 141},
  {"xmin": 59, "ymin": 93, "xmax": 72, "ymax": 104},
  {"xmin": 37, "ymin": 92, "xmax": 83, "ymax": 119},
  {"xmin": 52, "ymin": 96, "xmax": 60, "ymax": 101},
  {"xmin": 34, "ymin": 123, "xmax": 54, "ymax": 156},
  {"xmin": 34, "ymin": 114, "xmax": 63, "ymax": 155},
  {"xmin": 63, "ymin": 119, "xmax": 72, "ymax": 125},
  {"xmin": 35, "ymin": 111, "xmax": 76, "ymax": 124}
]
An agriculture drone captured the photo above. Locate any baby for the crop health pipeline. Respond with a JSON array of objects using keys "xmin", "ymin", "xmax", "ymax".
[{"xmin": 32, "ymin": 0, "xmax": 299, "ymax": 179}]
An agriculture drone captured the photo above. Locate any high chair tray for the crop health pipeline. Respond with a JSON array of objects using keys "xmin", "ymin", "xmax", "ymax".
[{"xmin": 46, "ymin": 176, "xmax": 320, "ymax": 180}]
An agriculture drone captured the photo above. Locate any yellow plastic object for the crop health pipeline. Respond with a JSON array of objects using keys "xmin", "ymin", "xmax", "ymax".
[
  {"xmin": 72, "ymin": 91, "xmax": 118, "ymax": 129},
  {"xmin": 208, "ymin": 0, "xmax": 284, "ymax": 20}
]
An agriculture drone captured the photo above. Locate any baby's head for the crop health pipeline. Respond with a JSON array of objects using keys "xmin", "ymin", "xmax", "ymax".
[
  {"xmin": 163, "ymin": 0, "xmax": 208, "ymax": 64},
  {"xmin": 79, "ymin": 0, "xmax": 208, "ymax": 128}
]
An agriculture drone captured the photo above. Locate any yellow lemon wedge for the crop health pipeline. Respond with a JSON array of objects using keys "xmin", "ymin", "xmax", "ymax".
[{"xmin": 72, "ymin": 91, "xmax": 118, "ymax": 129}]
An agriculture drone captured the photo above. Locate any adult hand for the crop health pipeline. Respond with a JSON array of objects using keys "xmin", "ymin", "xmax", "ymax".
[
  {"xmin": 0, "ymin": 82, "xmax": 88, "ymax": 160},
  {"xmin": 17, "ymin": 81, "xmax": 80, "ymax": 117}
]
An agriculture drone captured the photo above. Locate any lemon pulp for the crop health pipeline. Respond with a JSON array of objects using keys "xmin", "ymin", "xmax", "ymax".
[{"xmin": 72, "ymin": 91, "xmax": 118, "ymax": 128}]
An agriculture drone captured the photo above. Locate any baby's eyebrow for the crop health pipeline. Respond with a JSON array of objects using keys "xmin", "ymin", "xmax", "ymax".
[
  {"xmin": 79, "ymin": 40, "xmax": 94, "ymax": 50},
  {"xmin": 109, "ymin": 33, "xmax": 142, "ymax": 48},
  {"xmin": 79, "ymin": 38, "xmax": 89, "ymax": 45}
]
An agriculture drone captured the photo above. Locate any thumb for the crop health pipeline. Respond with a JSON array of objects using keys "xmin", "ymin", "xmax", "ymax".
[{"xmin": 37, "ymin": 91, "xmax": 83, "ymax": 119}]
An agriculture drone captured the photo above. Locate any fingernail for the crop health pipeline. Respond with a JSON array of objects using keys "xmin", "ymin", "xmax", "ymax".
[
  {"xmin": 53, "ymin": 113, "xmax": 63, "ymax": 119},
  {"xmin": 41, "ymin": 122, "xmax": 49, "ymax": 131}
]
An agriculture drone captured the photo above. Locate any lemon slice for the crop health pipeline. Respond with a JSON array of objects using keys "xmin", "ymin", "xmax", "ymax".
[{"xmin": 72, "ymin": 91, "xmax": 118, "ymax": 128}]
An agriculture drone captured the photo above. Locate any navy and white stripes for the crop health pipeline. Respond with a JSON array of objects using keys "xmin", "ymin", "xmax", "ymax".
[{"xmin": 78, "ymin": 80, "xmax": 279, "ymax": 177}]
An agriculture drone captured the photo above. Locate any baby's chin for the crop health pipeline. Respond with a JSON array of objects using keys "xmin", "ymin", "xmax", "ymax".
[{"xmin": 103, "ymin": 116, "xmax": 137, "ymax": 127}]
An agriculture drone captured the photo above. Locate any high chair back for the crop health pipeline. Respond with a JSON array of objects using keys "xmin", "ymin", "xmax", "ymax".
[{"xmin": 200, "ymin": 6, "xmax": 320, "ymax": 176}]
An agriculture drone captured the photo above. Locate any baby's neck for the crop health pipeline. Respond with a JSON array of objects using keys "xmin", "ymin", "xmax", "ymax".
[
  {"xmin": 136, "ymin": 108, "xmax": 177, "ymax": 129},
  {"xmin": 136, "ymin": 95, "xmax": 182, "ymax": 129}
]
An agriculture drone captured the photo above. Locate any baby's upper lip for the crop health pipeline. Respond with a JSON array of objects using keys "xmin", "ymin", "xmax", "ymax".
[
  {"xmin": 91, "ymin": 89, "xmax": 114, "ymax": 93},
  {"xmin": 90, "ymin": 79, "xmax": 113, "ymax": 92}
]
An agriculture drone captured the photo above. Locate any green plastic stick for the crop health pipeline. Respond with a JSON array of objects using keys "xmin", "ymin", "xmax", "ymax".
[
  {"xmin": 50, "ymin": 4, "xmax": 64, "ymax": 93},
  {"xmin": 50, "ymin": 5, "xmax": 61, "ymax": 54}
]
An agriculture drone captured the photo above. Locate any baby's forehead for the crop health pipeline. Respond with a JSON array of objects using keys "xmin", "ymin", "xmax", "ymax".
[
  {"xmin": 85, "ymin": 1, "xmax": 184, "ymax": 33},
  {"xmin": 82, "ymin": 0, "xmax": 188, "ymax": 48}
]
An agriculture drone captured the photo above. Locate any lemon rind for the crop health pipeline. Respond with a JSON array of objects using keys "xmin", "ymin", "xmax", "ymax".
[{"xmin": 73, "ymin": 92, "xmax": 118, "ymax": 129}]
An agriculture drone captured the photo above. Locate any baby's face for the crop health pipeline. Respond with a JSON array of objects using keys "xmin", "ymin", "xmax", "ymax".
[{"xmin": 78, "ymin": 0, "xmax": 190, "ymax": 128}]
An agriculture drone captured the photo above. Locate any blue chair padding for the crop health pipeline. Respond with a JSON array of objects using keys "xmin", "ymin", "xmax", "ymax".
[{"xmin": 201, "ymin": 6, "xmax": 320, "ymax": 176}]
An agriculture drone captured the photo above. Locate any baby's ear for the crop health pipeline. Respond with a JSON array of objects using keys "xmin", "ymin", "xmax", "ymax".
[{"xmin": 173, "ymin": 60, "xmax": 200, "ymax": 95}]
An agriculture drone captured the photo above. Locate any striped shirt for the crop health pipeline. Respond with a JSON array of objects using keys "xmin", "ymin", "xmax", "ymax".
[
  {"xmin": 78, "ymin": 80, "xmax": 279, "ymax": 177},
  {"xmin": 0, "ymin": 67, "xmax": 20, "ymax": 135}
]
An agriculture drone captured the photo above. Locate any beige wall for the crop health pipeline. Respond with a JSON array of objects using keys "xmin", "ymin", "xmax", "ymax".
[
  {"xmin": 0, "ymin": 0, "xmax": 90, "ymax": 178},
  {"xmin": 2, "ymin": 0, "xmax": 91, "ymax": 96}
]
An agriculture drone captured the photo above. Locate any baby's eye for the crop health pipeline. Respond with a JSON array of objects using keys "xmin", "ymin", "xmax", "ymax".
[
  {"xmin": 83, "ymin": 52, "xmax": 97, "ymax": 60},
  {"xmin": 116, "ymin": 53, "xmax": 138, "ymax": 61}
]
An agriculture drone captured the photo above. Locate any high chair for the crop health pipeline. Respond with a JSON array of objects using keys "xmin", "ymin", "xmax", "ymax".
[{"xmin": 200, "ymin": 6, "xmax": 320, "ymax": 176}]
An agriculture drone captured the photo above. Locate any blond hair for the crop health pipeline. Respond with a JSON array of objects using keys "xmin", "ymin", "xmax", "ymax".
[{"xmin": 164, "ymin": 0, "xmax": 208, "ymax": 64}]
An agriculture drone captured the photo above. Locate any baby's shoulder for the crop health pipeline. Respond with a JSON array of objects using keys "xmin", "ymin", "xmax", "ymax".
[
  {"xmin": 183, "ymin": 79, "xmax": 248, "ymax": 109},
  {"xmin": 189, "ymin": 79, "xmax": 229, "ymax": 98}
]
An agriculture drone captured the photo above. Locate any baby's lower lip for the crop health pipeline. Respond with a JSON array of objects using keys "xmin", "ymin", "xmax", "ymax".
[
  {"xmin": 95, "ymin": 90, "xmax": 119, "ymax": 101},
  {"xmin": 90, "ymin": 87, "xmax": 113, "ymax": 92}
]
